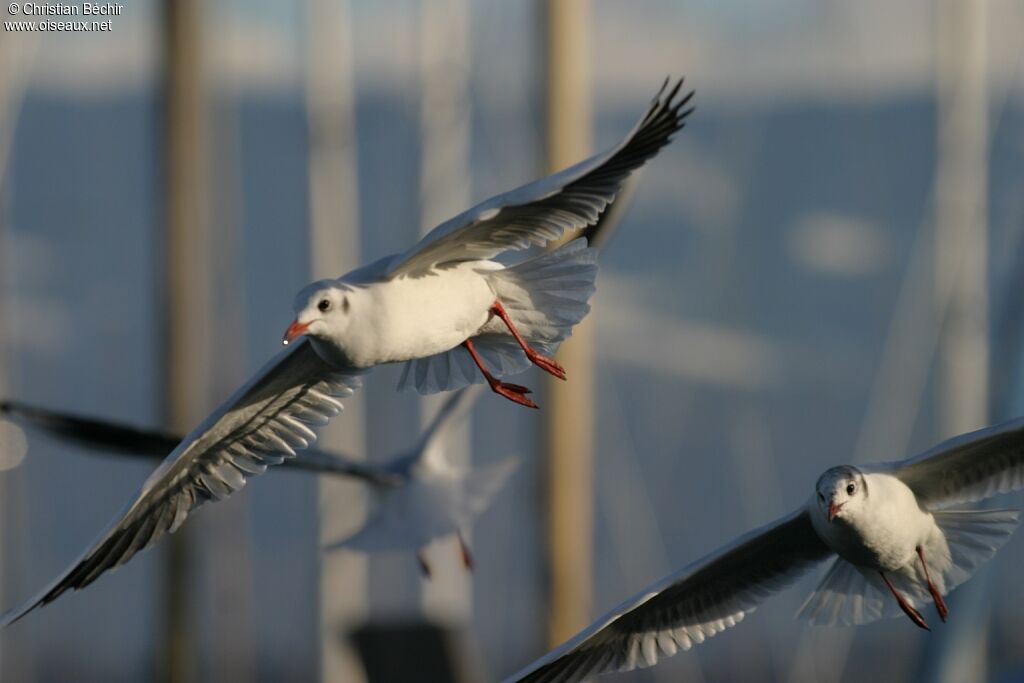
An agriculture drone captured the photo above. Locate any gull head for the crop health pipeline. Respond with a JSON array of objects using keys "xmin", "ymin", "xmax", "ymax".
[
  {"xmin": 815, "ymin": 465, "xmax": 867, "ymax": 523},
  {"xmin": 283, "ymin": 280, "xmax": 356, "ymax": 346}
]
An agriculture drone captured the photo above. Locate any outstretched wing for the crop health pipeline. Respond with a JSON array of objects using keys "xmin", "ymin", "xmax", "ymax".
[
  {"xmin": 503, "ymin": 510, "xmax": 830, "ymax": 683},
  {"xmin": 0, "ymin": 340, "xmax": 362, "ymax": 626},
  {"xmin": 0, "ymin": 399, "xmax": 395, "ymax": 485},
  {"xmin": 385, "ymin": 77, "xmax": 693, "ymax": 278},
  {"xmin": 889, "ymin": 416, "xmax": 1024, "ymax": 507}
]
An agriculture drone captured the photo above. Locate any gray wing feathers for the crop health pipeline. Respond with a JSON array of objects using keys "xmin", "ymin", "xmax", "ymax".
[
  {"xmin": 504, "ymin": 510, "xmax": 831, "ymax": 683},
  {"xmin": 891, "ymin": 416, "xmax": 1024, "ymax": 507},
  {"xmin": 387, "ymin": 78, "xmax": 693, "ymax": 278},
  {"xmin": 1, "ymin": 340, "xmax": 360, "ymax": 626}
]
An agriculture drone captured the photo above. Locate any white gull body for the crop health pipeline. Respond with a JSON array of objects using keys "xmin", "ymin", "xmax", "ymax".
[
  {"xmin": 504, "ymin": 418, "xmax": 1024, "ymax": 682},
  {"xmin": 297, "ymin": 258, "xmax": 504, "ymax": 368}
]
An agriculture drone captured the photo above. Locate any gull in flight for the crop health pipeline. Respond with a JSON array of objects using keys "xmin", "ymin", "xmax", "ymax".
[
  {"xmin": 503, "ymin": 418, "xmax": 1024, "ymax": 682},
  {"xmin": 323, "ymin": 386, "xmax": 518, "ymax": 577},
  {"xmin": 0, "ymin": 77, "xmax": 692, "ymax": 626},
  {"xmin": 282, "ymin": 78, "xmax": 693, "ymax": 409}
]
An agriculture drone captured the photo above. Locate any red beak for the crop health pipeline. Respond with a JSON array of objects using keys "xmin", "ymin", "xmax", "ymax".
[
  {"xmin": 827, "ymin": 501, "xmax": 844, "ymax": 523},
  {"xmin": 282, "ymin": 320, "xmax": 312, "ymax": 345}
]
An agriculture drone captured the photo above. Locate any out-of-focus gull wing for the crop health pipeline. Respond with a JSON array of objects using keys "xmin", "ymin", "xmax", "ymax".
[
  {"xmin": 385, "ymin": 78, "xmax": 693, "ymax": 278},
  {"xmin": 889, "ymin": 416, "xmax": 1024, "ymax": 507},
  {"xmin": 0, "ymin": 340, "xmax": 363, "ymax": 626},
  {"xmin": 411, "ymin": 385, "xmax": 483, "ymax": 467},
  {"xmin": 0, "ymin": 399, "xmax": 397, "ymax": 485},
  {"xmin": 0, "ymin": 400, "xmax": 182, "ymax": 456},
  {"xmin": 503, "ymin": 510, "xmax": 831, "ymax": 683}
]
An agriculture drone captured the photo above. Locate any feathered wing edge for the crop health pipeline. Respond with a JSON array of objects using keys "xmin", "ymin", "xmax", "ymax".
[
  {"xmin": 890, "ymin": 416, "xmax": 1024, "ymax": 507},
  {"xmin": 503, "ymin": 509, "xmax": 831, "ymax": 683},
  {"xmin": 386, "ymin": 77, "xmax": 693, "ymax": 279},
  {"xmin": 1, "ymin": 341, "xmax": 361, "ymax": 627}
]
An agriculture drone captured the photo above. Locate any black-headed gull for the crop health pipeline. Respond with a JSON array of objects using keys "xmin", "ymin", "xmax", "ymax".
[
  {"xmin": 282, "ymin": 78, "xmax": 693, "ymax": 409},
  {"xmin": 0, "ymin": 399, "xmax": 398, "ymax": 484},
  {"xmin": 0, "ymin": 77, "xmax": 691, "ymax": 626},
  {"xmin": 323, "ymin": 386, "xmax": 517, "ymax": 576},
  {"xmin": 503, "ymin": 418, "xmax": 1024, "ymax": 682}
]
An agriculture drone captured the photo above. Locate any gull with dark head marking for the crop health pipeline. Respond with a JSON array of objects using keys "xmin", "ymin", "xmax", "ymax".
[
  {"xmin": 0, "ymin": 77, "xmax": 691, "ymax": 627},
  {"xmin": 283, "ymin": 78, "xmax": 693, "ymax": 409},
  {"xmin": 503, "ymin": 417, "xmax": 1024, "ymax": 682}
]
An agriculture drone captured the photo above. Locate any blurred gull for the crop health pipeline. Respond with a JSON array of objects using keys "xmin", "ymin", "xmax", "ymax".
[
  {"xmin": 504, "ymin": 418, "xmax": 1024, "ymax": 682},
  {"xmin": 283, "ymin": 78, "xmax": 692, "ymax": 409},
  {"xmin": 0, "ymin": 77, "xmax": 691, "ymax": 626},
  {"xmin": 323, "ymin": 386, "xmax": 518, "ymax": 576}
]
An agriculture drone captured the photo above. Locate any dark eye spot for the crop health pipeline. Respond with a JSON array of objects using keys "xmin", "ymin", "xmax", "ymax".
[
  {"xmin": 342, "ymin": 296, "xmax": 350, "ymax": 314},
  {"xmin": 317, "ymin": 298, "xmax": 331, "ymax": 312},
  {"xmin": 818, "ymin": 492, "xmax": 825, "ymax": 502},
  {"xmin": 846, "ymin": 483, "xmax": 856, "ymax": 496}
]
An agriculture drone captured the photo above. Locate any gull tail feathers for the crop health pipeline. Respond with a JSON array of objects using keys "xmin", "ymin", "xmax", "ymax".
[
  {"xmin": 486, "ymin": 238, "xmax": 598, "ymax": 347},
  {"xmin": 930, "ymin": 508, "xmax": 1019, "ymax": 591},
  {"xmin": 397, "ymin": 239, "xmax": 597, "ymax": 394},
  {"xmin": 796, "ymin": 558, "xmax": 897, "ymax": 626}
]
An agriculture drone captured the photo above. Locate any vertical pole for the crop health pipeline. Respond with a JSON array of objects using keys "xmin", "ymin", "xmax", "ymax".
[
  {"xmin": 924, "ymin": 1, "xmax": 989, "ymax": 682},
  {"xmin": 418, "ymin": 0, "xmax": 473, "ymax": 626},
  {"xmin": 541, "ymin": 0, "xmax": 594, "ymax": 648},
  {"xmin": 200, "ymin": 6, "xmax": 255, "ymax": 679},
  {"xmin": 163, "ymin": 0, "xmax": 209, "ymax": 681},
  {"xmin": 305, "ymin": 1, "xmax": 367, "ymax": 681},
  {"xmin": 0, "ymin": 32, "xmax": 37, "ymax": 683},
  {"xmin": 934, "ymin": 0, "xmax": 989, "ymax": 433}
]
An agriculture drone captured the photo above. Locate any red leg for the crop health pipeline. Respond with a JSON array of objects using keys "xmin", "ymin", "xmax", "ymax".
[
  {"xmin": 457, "ymin": 531, "xmax": 474, "ymax": 572},
  {"xmin": 916, "ymin": 546, "xmax": 949, "ymax": 622},
  {"xmin": 417, "ymin": 551, "xmax": 432, "ymax": 579},
  {"xmin": 490, "ymin": 300, "xmax": 567, "ymax": 381},
  {"xmin": 463, "ymin": 338, "xmax": 538, "ymax": 409},
  {"xmin": 880, "ymin": 571, "xmax": 930, "ymax": 630}
]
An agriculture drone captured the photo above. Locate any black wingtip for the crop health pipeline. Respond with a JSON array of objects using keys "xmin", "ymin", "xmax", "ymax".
[
  {"xmin": 642, "ymin": 76, "xmax": 695, "ymax": 136},
  {"xmin": 0, "ymin": 599, "xmax": 38, "ymax": 629}
]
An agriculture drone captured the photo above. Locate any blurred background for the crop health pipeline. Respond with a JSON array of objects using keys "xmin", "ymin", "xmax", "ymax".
[{"xmin": 2, "ymin": 0, "xmax": 1024, "ymax": 681}]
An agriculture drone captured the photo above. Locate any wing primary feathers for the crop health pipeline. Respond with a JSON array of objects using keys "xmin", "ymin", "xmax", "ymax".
[
  {"xmin": 503, "ymin": 510, "xmax": 830, "ymax": 683},
  {"xmin": 386, "ymin": 77, "xmax": 694, "ymax": 278},
  {"xmin": 0, "ymin": 342, "xmax": 364, "ymax": 627}
]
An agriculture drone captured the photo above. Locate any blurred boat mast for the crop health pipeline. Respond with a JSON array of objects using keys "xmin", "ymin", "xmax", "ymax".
[
  {"xmin": 0, "ymin": 30, "xmax": 39, "ymax": 683},
  {"xmin": 303, "ymin": 1, "xmax": 369, "ymax": 681},
  {"xmin": 922, "ymin": 1, "xmax": 991, "ymax": 681},
  {"xmin": 541, "ymin": 0, "xmax": 595, "ymax": 649},
  {"xmin": 163, "ymin": 0, "xmax": 211, "ymax": 679},
  {"xmin": 417, "ymin": 0, "xmax": 475, "ymax": 634}
]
